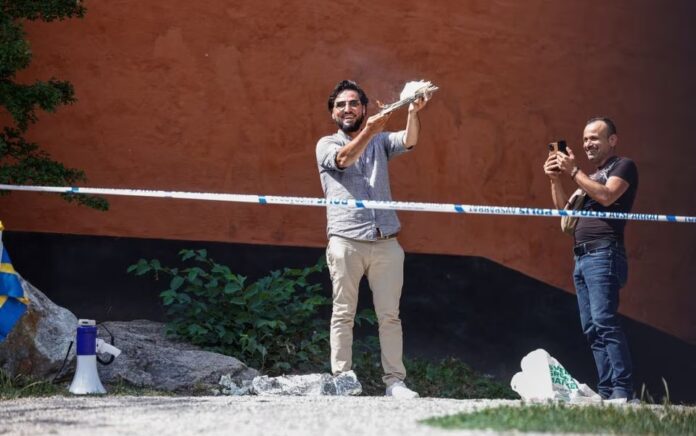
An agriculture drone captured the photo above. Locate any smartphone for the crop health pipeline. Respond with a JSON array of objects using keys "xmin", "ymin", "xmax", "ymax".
[{"xmin": 547, "ymin": 140, "xmax": 568, "ymax": 155}]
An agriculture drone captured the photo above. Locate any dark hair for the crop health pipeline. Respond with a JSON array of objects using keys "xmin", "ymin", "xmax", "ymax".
[
  {"xmin": 327, "ymin": 80, "xmax": 369, "ymax": 112},
  {"xmin": 586, "ymin": 116, "xmax": 617, "ymax": 136}
]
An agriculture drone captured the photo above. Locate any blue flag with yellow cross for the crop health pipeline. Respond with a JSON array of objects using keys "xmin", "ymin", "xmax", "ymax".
[{"xmin": 0, "ymin": 221, "xmax": 29, "ymax": 341}]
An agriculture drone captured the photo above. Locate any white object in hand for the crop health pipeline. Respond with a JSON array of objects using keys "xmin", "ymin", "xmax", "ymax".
[
  {"xmin": 399, "ymin": 80, "xmax": 434, "ymax": 100},
  {"xmin": 379, "ymin": 80, "xmax": 438, "ymax": 114}
]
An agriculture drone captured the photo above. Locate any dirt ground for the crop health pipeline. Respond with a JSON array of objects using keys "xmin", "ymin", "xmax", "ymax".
[{"xmin": 1, "ymin": 396, "xmax": 516, "ymax": 435}]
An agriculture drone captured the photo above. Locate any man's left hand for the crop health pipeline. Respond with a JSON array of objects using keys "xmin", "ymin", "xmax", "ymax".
[{"xmin": 409, "ymin": 94, "xmax": 430, "ymax": 113}]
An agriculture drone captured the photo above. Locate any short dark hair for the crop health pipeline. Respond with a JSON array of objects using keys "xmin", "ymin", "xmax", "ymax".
[
  {"xmin": 586, "ymin": 116, "xmax": 617, "ymax": 136},
  {"xmin": 327, "ymin": 80, "xmax": 369, "ymax": 112}
]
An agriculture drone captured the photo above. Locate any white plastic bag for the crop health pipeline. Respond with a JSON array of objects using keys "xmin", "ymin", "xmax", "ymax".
[{"xmin": 510, "ymin": 349, "xmax": 601, "ymax": 403}]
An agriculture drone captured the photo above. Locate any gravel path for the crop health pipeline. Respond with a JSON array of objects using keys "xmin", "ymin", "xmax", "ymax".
[{"xmin": 0, "ymin": 396, "xmax": 519, "ymax": 436}]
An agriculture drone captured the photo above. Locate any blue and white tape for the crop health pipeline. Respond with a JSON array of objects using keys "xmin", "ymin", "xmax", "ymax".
[{"xmin": 1, "ymin": 184, "xmax": 694, "ymax": 224}]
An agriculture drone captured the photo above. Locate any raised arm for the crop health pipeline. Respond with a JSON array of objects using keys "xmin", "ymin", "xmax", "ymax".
[
  {"xmin": 403, "ymin": 95, "xmax": 430, "ymax": 148},
  {"xmin": 544, "ymin": 154, "xmax": 569, "ymax": 208},
  {"xmin": 335, "ymin": 112, "xmax": 392, "ymax": 168}
]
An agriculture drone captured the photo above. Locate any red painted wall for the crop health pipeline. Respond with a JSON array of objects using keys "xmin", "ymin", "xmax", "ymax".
[{"xmin": 1, "ymin": 0, "xmax": 695, "ymax": 343}]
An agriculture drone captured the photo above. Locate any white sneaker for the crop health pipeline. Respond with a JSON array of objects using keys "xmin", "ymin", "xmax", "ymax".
[{"xmin": 385, "ymin": 381, "xmax": 419, "ymax": 399}]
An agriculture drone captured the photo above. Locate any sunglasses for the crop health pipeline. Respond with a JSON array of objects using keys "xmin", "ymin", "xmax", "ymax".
[{"xmin": 334, "ymin": 99, "xmax": 361, "ymax": 109}]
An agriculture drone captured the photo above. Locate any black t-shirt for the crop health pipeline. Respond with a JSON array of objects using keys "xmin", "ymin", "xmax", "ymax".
[{"xmin": 574, "ymin": 156, "xmax": 638, "ymax": 244}]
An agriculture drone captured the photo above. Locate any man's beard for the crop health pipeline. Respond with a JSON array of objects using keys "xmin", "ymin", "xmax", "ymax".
[{"xmin": 336, "ymin": 114, "xmax": 364, "ymax": 134}]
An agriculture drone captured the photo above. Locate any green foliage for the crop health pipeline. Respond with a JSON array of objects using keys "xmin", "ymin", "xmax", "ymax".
[
  {"xmin": 0, "ymin": 12, "xmax": 31, "ymax": 75},
  {"xmin": 0, "ymin": 127, "xmax": 108, "ymax": 209},
  {"xmin": 128, "ymin": 250, "xmax": 332, "ymax": 374},
  {"xmin": 424, "ymin": 403, "xmax": 696, "ymax": 435},
  {"xmin": 351, "ymin": 336, "xmax": 516, "ymax": 398},
  {"xmin": 130, "ymin": 249, "xmax": 518, "ymax": 397},
  {"xmin": 406, "ymin": 357, "xmax": 517, "ymax": 399},
  {"xmin": 0, "ymin": 0, "xmax": 107, "ymax": 210},
  {"xmin": 2, "ymin": 1, "xmax": 86, "ymax": 22},
  {"xmin": 0, "ymin": 79, "xmax": 75, "ymax": 130}
]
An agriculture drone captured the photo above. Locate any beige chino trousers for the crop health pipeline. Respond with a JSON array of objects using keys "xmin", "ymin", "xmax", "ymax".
[{"xmin": 326, "ymin": 235, "xmax": 406, "ymax": 386}]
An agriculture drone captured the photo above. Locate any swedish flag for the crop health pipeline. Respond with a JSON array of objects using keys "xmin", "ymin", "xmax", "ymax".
[{"xmin": 0, "ymin": 221, "xmax": 29, "ymax": 342}]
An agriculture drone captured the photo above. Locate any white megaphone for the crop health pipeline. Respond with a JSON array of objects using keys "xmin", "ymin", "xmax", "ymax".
[{"xmin": 69, "ymin": 319, "xmax": 121, "ymax": 395}]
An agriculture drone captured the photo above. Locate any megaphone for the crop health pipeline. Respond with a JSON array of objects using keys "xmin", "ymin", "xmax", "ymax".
[{"xmin": 69, "ymin": 319, "xmax": 121, "ymax": 395}]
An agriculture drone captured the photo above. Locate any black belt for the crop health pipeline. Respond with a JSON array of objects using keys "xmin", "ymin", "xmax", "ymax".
[{"xmin": 573, "ymin": 239, "xmax": 620, "ymax": 256}]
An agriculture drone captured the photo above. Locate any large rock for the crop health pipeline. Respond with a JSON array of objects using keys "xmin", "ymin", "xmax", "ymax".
[
  {"xmin": 97, "ymin": 320, "xmax": 258, "ymax": 392},
  {"xmin": 0, "ymin": 279, "xmax": 257, "ymax": 391},
  {"xmin": 0, "ymin": 277, "xmax": 77, "ymax": 379}
]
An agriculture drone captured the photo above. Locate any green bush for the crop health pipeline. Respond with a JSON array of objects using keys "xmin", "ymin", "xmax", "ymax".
[
  {"xmin": 128, "ymin": 250, "xmax": 331, "ymax": 374},
  {"xmin": 351, "ymin": 336, "xmax": 516, "ymax": 398},
  {"xmin": 406, "ymin": 357, "xmax": 517, "ymax": 399},
  {"xmin": 128, "ymin": 249, "xmax": 517, "ymax": 399}
]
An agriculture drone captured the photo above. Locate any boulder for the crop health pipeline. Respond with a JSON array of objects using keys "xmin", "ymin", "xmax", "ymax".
[
  {"xmin": 97, "ymin": 320, "xmax": 258, "ymax": 392},
  {"xmin": 0, "ymin": 280, "xmax": 257, "ymax": 391},
  {"xmin": 0, "ymin": 277, "xmax": 76, "ymax": 379}
]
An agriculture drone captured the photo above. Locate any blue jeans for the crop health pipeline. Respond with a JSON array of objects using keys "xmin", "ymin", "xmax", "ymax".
[{"xmin": 573, "ymin": 241, "xmax": 633, "ymax": 399}]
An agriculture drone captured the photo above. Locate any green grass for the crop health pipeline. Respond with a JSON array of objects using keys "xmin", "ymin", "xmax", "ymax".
[
  {"xmin": 423, "ymin": 404, "xmax": 696, "ymax": 435},
  {"xmin": 103, "ymin": 380, "xmax": 174, "ymax": 396},
  {"xmin": 0, "ymin": 369, "xmax": 172, "ymax": 400},
  {"xmin": 0, "ymin": 370, "xmax": 64, "ymax": 399}
]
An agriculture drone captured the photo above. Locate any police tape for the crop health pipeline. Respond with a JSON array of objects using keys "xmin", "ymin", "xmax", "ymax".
[{"xmin": 1, "ymin": 184, "xmax": 695, "ymax": 224}]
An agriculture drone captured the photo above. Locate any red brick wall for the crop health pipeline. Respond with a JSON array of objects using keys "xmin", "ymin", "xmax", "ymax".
[{"xmin": 2, "ymin": 0, "xmax": 695, "ymax": 342}]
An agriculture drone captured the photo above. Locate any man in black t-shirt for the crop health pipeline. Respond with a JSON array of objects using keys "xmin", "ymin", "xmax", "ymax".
[{"xmin": 543, "ymin": 117, "xmax": 638, "ymax": 402}]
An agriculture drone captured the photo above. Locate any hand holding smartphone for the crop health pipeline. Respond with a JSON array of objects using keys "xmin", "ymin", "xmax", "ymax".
[{"xmin": 546, "ymin": 140, "xmax": 567, "ymax": 172}]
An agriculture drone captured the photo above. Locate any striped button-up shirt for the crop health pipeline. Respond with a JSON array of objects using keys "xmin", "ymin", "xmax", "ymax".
[{"xmin": 316, "ymin": 129, "xmax": 410, "ymax": 241}]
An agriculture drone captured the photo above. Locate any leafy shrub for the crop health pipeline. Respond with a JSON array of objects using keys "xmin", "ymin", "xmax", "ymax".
[
  {"xmin": 406, "ymin": 357, "xmax": 517, "ymax": 399},
  {"xmin": 128, "ymin": 249, "xmax": 518, "ymax": 398},
  {"xmin": 351, "ymin": 337, "xmax": 516, "ymax": 398},
  {"xmin": 128, "ymin": 250, "xmax": 331, "ymax": 374},
  {"xmin": 0, "ymin": 1, "xmax": 107, "ymax": 210}
]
